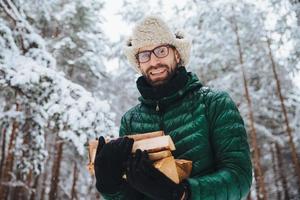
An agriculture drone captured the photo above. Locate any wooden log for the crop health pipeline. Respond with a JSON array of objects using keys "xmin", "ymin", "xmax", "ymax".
[
  {"xmin": 131, "ymin": 135, "xmax": 175, "ymax": 153},
  {"xmin": 87, "ymin": 135, "xmax": 175, "ymax": 175},
  {"xmin": 87, "ymin": 131, "xmax": 193, "ymax": 183},
  {"xmin": 100, "ymin": 131, "xmax": 164, "ymax": 143},
  {"xmin": 128, "ymin": 131, "xmax": 164, "ymax": 141},
  {"xmin": 148, "ymin": 150, "xmax": 172, "ymax": 161},
  {"xmin": 87, "ymin": 131, "xmax": 166, "ymax": 175},
  {"xmin": 175, "ymin": 159, "xmax": 193, "ymax": 182},
  {"xmin": 154, "ymin": 156, "xmax": 180, "ymax": 184}
]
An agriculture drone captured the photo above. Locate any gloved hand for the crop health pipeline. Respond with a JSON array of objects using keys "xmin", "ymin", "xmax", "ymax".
[
  {"xmin": 94, "ymin": 136, "xmax": 134, "ymax": 194},
  {"xmin": 126, "ymin": 149, "xmax": 190, "ymax": 200}
]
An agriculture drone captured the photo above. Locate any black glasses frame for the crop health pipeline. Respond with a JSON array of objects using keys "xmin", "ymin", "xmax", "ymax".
[{"xmin": 136, "ymin": 44, "xmax": 174, "ymax": 63}]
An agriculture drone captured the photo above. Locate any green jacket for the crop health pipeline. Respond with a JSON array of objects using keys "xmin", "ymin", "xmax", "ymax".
[{"xmin": 103, "ymin": 71, "xmax": 252, "ymax": 200}]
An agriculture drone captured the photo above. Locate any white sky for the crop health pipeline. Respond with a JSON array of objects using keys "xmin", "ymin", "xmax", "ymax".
[
  {"xmin": 101, "ymin": 0, "xmax": 127, "ymax": 42},
  {"xmin": 101, "ymin": 0, "xmax": 187, "ymax": 41}
]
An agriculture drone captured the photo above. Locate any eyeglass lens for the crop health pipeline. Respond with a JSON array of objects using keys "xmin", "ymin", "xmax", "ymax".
[{"xmin": 137, "ymin": 45, "xmax": 169, "ymax": 63}]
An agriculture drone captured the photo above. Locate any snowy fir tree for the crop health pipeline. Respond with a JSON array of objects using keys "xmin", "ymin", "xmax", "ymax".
[{"xmin": 0, "ymin": 0, "xmax": 115, "ymax": 199}]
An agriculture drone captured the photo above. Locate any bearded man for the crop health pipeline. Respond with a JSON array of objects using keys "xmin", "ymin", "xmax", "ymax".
[{"xmin": 94, "ymin": 16, "xmax": 252, "ymax": 200}]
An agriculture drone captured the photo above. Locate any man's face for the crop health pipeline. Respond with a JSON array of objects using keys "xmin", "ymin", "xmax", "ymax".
[{"xmin": 137, "ymin": 44, "xmax": 180, "ymax": 86}]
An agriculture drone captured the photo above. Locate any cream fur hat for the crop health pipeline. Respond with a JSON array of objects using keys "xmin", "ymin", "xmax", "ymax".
[{"xmin": 124, "ymin": 15, "xmax": 191, "ymax": 73}]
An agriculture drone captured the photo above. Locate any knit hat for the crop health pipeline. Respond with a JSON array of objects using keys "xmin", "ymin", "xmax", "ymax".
[{"xmin": 124, "ymin": 15, "xmax": 191, "ymax": 73}]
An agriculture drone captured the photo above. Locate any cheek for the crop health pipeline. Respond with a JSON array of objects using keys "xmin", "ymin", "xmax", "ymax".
[{"xmin": 139, "ymin": 64, "xmax": 150, "ymax": 74}]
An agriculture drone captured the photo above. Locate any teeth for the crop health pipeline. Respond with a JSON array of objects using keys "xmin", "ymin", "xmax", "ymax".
[{"xmin": 150, "ymin": 68, "xmax": 165, "ymax": 75}]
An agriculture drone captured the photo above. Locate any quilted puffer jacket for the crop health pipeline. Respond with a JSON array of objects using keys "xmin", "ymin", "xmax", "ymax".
[{"xmin": 102, "ymin": 67, "xmax": 252, "ymax": 200}]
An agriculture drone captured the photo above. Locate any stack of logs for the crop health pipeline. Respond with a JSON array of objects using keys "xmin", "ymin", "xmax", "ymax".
[{"xmin": 87, "ymin": 131, "xmax": 192, "ymax": 183}]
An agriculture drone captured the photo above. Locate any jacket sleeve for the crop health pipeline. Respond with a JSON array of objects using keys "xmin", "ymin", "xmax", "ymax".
[
  {"xmin": 187, "ymin": 91, "xmax": 252, "ymax": 200},
  {"xmin": 101, "ymin": 115, "xmax": 144, "ymax": 200}
]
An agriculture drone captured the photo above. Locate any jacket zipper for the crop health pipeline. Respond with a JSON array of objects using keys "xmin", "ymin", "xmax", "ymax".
[
  {"xmin": 156, "ymin": 101, "xmax": 160, "ymax": 112},
  {"xmin": 156, "ymin": 101, "xmax": 164, "ymax": 130}
]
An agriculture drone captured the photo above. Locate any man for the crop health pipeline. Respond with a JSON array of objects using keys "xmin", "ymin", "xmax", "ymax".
[{"xmin": 94, "ymin": 16, "xmax": 252, "ymax": 200}]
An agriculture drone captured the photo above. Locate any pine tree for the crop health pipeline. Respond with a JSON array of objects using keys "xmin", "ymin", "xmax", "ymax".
[{"xmin": 0, "ymin": 1, "xmax": 116, "ymax": 199}]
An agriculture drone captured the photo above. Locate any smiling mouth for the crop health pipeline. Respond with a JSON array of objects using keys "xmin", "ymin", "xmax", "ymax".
[{"xmin": 150, "ymin": 68, "xmax": 167, "ymax": 75}]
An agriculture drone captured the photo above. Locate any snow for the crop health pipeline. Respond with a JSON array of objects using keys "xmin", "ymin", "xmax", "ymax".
[
  {"xmin": 1, "ymin": 45, "xmax": 116, "ymax": 157},
  {"xmin": 0, "ymin": 0, "xmax": 300, "ymax": 199}
]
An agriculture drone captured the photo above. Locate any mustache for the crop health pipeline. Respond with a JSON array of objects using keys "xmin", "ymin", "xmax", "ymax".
[{"xmin": 146, "ymin": 64, "xmax": 168, "ymax": 74}]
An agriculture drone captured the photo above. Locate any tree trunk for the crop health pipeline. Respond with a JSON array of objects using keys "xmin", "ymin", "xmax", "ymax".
[
  {"xmin": 275, "ymin": 142, "xmax": 290, "ymax": 200},
  {"xmin": 0, "ymin": 124, "xmax": 7, "ymax": 180},
  {"xmin": 71, "ymin": 162, "xmax": 78, "ymax": 200},
  {"xmin": 270, "ymin": 143, "xmax": 281, "ymax": 200},
  {"xmin": 231, "ymin": 15, "xmax": 268, "ymax": 200},
  {"xmin": 40, "ymin": 157, "xmax": 50, "ymax": 200},
  {"xmin": 267, "ymin": 38, "xmax": 300, "ymax": 191},
  {"xmin": 10, "ymin": 171, "xmax": 28, "ymax": 200},
  {"xmin": 11, "ymin": 119, "xmax": 32, "ymax": 200},
  {"xmin": 30, "ymin": 174, "xmax": 40, "ymax": 200},
  {"xmin": 0, "ymin": 103, "xmax": 20, "ymax": 200},
  {"xmin": 49, "ymin": 139, "xmax": 64, "ymax": 200}
]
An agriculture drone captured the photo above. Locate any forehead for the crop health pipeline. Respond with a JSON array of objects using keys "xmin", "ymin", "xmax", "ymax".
[{"xmin": 138, "ymin": 44, "xmax": 165, "ymax": 52}]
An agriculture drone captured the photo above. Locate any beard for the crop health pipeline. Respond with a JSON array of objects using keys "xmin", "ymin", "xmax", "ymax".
[{"xmin": 142, "ymin": 64, "xmax": 177, "ymax": 86}]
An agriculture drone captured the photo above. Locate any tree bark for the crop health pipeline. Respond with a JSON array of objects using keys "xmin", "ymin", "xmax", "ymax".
[
  {"xmin": 0, "ymin": 102, "xmax": 20, "ymax": 200},
  {"xmin": 30, "ymin": 174, "xmax": 40, "ymax": 200},
  {"xmin": 275, "ymin": 143, "xmax": 290, "ymax": 200},
  {"xmin": 11, "ymin": 118, "xmax": 32, "ymax": 200},
  {"xmin": 270, "ymin": 143, "xmax": 281, "ymax": 200},
  {"xmin": 49, "ymin": 139, "xmax": 64, "ymax": 200},
  {"xmin": 231, "ymin": 14, "xmax": 268, "ymax": 200},
  {"xmin": 0, "ymin": 124, "xmax": 7, "ymax": 180},
  {"xmin": 267, "ymin": 38, "xmax": 300, "ymax": 191},
  {"xmin": 10, "ymin": 171, "xmax": 28, "ymax": 200},
  {"xmin": 71, "ymin": 162, "xmax": 78, "ymax": 200},
  {"xmin": 40, "ymin": 156, "xmax": 50, "ymax": 200}
]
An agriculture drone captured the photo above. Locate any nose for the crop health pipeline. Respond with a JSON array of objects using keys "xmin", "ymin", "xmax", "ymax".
[{"xmin": 148, "ymin": 52, "xmax": 161, "ymax": 67}]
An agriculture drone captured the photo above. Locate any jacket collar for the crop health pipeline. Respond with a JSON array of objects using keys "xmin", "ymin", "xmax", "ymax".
[{"xmin": 136, "ymin": 67, "xmax": 203, "ymax": 111}]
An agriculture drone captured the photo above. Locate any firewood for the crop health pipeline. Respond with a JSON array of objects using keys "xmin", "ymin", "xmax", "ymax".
[
  {"xmin": 153, "ymin": 156, "xmax": 180, "ymax": 184},
  {"xmin": 148, "ymin": 150, "xmax": 172, "ymax": 161},
  {"xmin": 87, "ymin": 140, "xmax": 99, "ymax": 175},
  {"xmin": 86, "ymin": 131, "xmax": 192, "ymax": 183},
  {"xmin": 175, "ymin": 159, "xmax": 193, "ymax": 182},
  {"xmin": 131, "ymin": 135, "xmax": 175, "ymax": 153},
  {"xmin": 128, "ymin": 131, "xmax": 164, "ymax": 141},
  {"xmin": 86, "ymin": 131, "xmax": 167, "ymax": 175}
]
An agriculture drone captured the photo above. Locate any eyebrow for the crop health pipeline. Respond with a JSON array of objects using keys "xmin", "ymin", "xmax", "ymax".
[{"xmin": 138, "ymin": 44, "xmax": 169, "ymax": 53}]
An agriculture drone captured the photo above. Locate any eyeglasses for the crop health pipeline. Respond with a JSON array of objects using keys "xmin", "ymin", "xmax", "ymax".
[{"xmin": 136, "ymin": 45, "xmax": 173, "ymax": 63}]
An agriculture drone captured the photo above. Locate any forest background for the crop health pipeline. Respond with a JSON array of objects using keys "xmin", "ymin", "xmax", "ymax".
[{"xmin": 1, "ymin": 0, "xmax": 300, "ymax": 199}]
